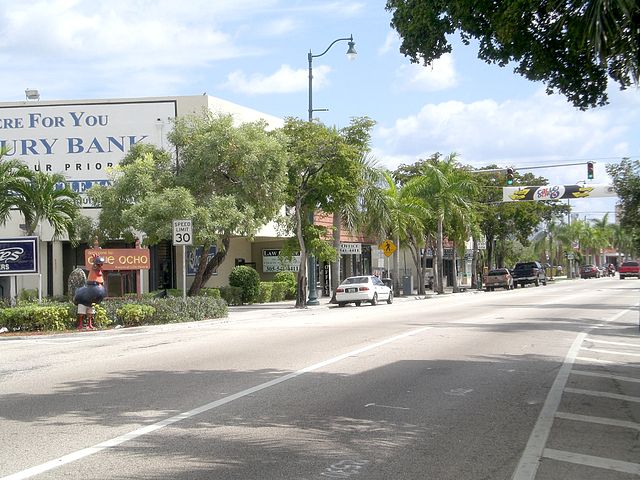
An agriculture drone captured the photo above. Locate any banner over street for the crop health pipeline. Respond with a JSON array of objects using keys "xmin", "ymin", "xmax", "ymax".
[{"xmin": 503, "ymin": 184, "xmax": 616, "ymax": 202}]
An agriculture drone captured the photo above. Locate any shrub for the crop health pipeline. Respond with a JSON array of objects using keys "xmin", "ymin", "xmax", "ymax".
[
  {"xmin": 271, "ymin": 281, "xmax": 288, "ymax": 302},
  {"xmin": 274, "ymin": 271, "xmax": 296, "ymax": 298},
  {"xmin": 116, "ymin": 304, "xmax": 156, "ymax": 327},
  {"xmin": 0, "ymin": 303, "xmax": 74, "ymax": 331},
  {"xmin": 17, "ymin": 289, "xmax": 39, "ymax": 304},
  {"xmin": 219, "ymin": 286, "xmax": 243, "ymax": 306},
  {"xmin": 229, "ymin": 266, "xmax": 260, "ymax": 304},
  {"xmin": 257, "ymin": 282, "xmax": 273, "ymax": 303},
  {"xmin": 198, "ymin": 288, "xmax": 221, "ymax": 299}
]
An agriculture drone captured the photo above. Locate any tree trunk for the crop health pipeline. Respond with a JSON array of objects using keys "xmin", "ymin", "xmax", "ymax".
[
  {"xmin": 295, "ymin": 199, "xmax": 308, "ymax": 308},
  {"xmin": 330, "ymin": 213, "xmax": 341, "ymax": 304},
  {"xmin": 393, "ymin": 235, "xmax": 401, "ymax": 295},
  {"xmin": 188, "ymin": 237, "xmax": 231, "ymax": 296},
  {"xmin": 471, "ymin": 237, "xmax": 478, "ymax": 289},
  {"xmin": 436, "ymin": 216, "xmax": 444, "ymax": 294},
  {"xmin": 451, "ymin": 240, "xmax": 460, "ymax": 293}
]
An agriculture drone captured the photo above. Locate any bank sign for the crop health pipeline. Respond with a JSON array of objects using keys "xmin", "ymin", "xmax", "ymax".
[
  {"xmin": 0, "ymin": 100, "xmax": 176, "ymax": 207},
  {"xmin": 0, "ymin": 237, "xmax": 39, "ymax": 275}
]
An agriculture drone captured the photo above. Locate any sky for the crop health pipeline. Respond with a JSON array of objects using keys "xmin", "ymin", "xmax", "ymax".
[{"xmin": 1, "ymin": 0, "xmax": 638, "ymax": 222}]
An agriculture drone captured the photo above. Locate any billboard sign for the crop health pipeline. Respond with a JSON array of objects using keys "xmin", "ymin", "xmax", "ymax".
[
  {"xmin": 0, "ymin": 237, "xmax": 39, "ymax": 275},
  {"xmin": 0, "ymin": 100, "xmax": 176, "ymax": 207}
]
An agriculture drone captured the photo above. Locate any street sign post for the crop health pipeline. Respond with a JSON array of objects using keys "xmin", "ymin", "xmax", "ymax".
[{"xmin": 173, "ymin": 219, "xmax": 193, "ymax": 299}]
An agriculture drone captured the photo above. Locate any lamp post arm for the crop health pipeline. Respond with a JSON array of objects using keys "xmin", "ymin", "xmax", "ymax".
[{"xmin": 311, "ymin": 35, "xmax": 353, "ymax": 59}]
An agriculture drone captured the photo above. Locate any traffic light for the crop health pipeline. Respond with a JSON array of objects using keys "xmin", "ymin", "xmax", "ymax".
[
  {"xmin": 587, "ymin": 161, "xmax": 594, "ymax": 180},
  {"xmin": 506, "ymin": 167, "xmax": 514, "ymax": 185}
]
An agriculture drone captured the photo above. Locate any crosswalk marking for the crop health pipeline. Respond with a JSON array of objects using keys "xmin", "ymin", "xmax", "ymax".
[
  {"xmin": 543, "ymin": 448, "xmax": 640, "ymax": 475},
  {"xmin": 570, "ymin": 369, "xmax": 640, "ymax": 383},
  {"xmin": 555, "ymin": 412, "xmax": 640, "ymax": 431},
  {"xmin": 564, "ymin": 387, "xmax": 640, "ymax": 403}
]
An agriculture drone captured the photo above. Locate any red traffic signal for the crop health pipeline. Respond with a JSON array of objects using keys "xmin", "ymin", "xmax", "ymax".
[
  {"xmin": 506, "ymin": 167, "xmax": 514, "ymax": 185},
  {"xmin": 587, "ymin": 161, "xmax": 594, "ymax": 180}
]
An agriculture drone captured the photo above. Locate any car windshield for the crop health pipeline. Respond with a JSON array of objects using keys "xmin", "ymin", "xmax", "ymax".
[
  {"xmin": 622, "ymin": 261, "xmax": 639, "ymax": 266},
  {"xmin": 342, "ymin": 277, "xmax": 369, "ymax": 285}
]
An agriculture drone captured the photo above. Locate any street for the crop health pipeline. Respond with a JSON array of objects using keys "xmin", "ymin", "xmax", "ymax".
[{"xmin": 1, "ymin": 278, "xmax": 638, "ymax": 479}]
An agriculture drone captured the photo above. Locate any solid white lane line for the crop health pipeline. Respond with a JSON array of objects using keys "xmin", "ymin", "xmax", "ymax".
[
  {"xmin": 586, "ymin": 338, "xmax": 640, "ymax": 348},
  {"xmin": 583, "ymin": 348, "xmax": 640, "ymax": 357},
  {"xmin": 542, "ymin": 448, "xmax": 640, "ymax": 475},
  {"xmin": 564, "ymin": 387, "xmax": 640, "ymax": 403},
  {"xmin": 511, "ymin": 306, "xmax": 633, "ymax": 480},
  {"xmin": 571, "ymin": 370, "xmax": 640, "ymax": 383},
  {"xmin": 0, "ymin": 326, "xmax": 432, "ymax": 480},
  {"xmin": 555, "ymin": 412, "xmax": 640, "ymax": 431}
]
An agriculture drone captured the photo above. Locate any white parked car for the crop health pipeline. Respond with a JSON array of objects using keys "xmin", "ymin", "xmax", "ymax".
[{"xmin": 335, "ymin": 275, "xmax": 393, "ymax": 307}]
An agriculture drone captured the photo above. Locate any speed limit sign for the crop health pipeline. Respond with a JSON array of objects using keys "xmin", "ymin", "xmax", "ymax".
[{"xmin": 172, "ymin": 219, "xmax": 193, "ymax": 245}]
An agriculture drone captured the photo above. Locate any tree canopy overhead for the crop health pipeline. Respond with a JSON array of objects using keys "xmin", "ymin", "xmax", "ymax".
[{"xmin": 385, "ymin": 0, "xmax": 640, "ymax": 109}]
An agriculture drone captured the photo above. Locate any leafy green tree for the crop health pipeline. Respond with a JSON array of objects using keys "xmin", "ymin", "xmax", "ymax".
[
  {"xmin": 90, "ymin": 114, "xmax": 288, "ymax": 295},
  {"xmin": 607, "ymin": 158, "xmax": 640, "ymax": 253},
  {"xmin": 385, "ymin": 0, "xmax": 639, "ymax": 109},
  {"xmin": 11, "ymin": 171, "xmax": 81, "ymax": 238},
  {"xmin": 282, "ymin": 117, "xmax": 374, "ymax": 308}
]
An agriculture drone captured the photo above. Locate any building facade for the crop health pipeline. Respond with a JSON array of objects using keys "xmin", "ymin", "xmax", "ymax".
[{"xmin": 0, "ymin": 94, "xmax": 379, "ymax": 300}]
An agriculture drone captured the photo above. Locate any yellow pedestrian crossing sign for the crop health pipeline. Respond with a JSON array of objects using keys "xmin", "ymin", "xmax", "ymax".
[{"xmin": 379, "ymin": 239, "xmax": 396, "ymax": 257}]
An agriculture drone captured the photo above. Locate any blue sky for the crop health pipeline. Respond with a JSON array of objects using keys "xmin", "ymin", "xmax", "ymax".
[{"xmin": 1, "ymin": 0, "xmax": 638, "ymax": 221}]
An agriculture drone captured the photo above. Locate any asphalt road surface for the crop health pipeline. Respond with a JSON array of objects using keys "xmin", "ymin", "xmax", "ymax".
[{"xmin": 1, "ymin": 277, "xmax": 638, "ymax": 480}]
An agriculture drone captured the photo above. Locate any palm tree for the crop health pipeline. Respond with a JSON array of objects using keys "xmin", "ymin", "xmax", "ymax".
[
  {"xmin": 330, "ymin": 153, "xmax": 385, "ymax": 299},
  {"xmin": 0, "ymin": 156, "xmax": 33, "ymax": 226},
  {"xmin": 403, "ymin": 153, "xmax": 477, "ymax": 294},
  {"xmin": 12, "ymin": 171, "xmax": 81, "ymax": 238}
]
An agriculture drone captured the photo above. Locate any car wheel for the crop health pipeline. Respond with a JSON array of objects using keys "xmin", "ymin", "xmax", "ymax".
[
  {"xmin": 371, "ymin": 293, "xmax": 378, "ymax": 306},
  {"xmin": 387, "ymin": 291, "xmax": 393, "ymax": 304},
  {"xmin": 338, "ymin": 302, "xmax": 346, "ymax": 307},
  {"xmin": 621, "ymin": 276, "xmax": 625, "ymax": 280},
  {"xmin": 355, "ymin": 301, "xmax": 362, "ymax": 307},
  {"xmin": 542, "ymin": 280, "xmax": 547, "ymax": 286}
]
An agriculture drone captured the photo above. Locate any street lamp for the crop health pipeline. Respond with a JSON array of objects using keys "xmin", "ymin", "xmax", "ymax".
[{"xmin": 306, "ymin": 34, "xmax": 357, "ymax": 305}]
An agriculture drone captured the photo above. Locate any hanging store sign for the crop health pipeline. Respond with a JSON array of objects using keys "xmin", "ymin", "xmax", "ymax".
[
  {"xmin": 339, "ymin": 243, "xmax": 362, "ymax": 255},
  {"xmin": 0, "ymin": 237, "xmax": 39, "ymax": 275},
  {"xmin": 262, "ymin": 249, "xmax": 301, "ymax": 273},
  {"xmin": 84, "ymin": 248, "xmax": 150, "ymax": 270}
]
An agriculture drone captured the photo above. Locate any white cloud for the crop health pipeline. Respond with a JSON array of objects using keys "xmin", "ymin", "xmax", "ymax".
[
  {"xmin": 395, "ymin": 54, "xmax": 458, "ymax": 91},
  {"xmin": 222, "ymin": 65, "xmax": 331, "ymax": 95},
  {"xmin": 375, "ymin": 88, "xmax": 638, "ymax": 174},
  {"xmin": 378, "ymin": 31, "xmax": 399, "ymax": 55}
]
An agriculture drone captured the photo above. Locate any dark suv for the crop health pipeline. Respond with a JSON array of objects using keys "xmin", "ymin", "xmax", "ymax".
[{"xmin": 512, "ymin": 261, "xmax": 547, "ymax": 288}]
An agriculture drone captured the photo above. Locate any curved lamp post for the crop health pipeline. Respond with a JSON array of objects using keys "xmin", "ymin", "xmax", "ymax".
[{"xmin": 306, "ymin": 35, "xmax": 357, "ymax": 305}]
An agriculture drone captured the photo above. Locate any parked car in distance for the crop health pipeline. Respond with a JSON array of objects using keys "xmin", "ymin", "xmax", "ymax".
[
  {"xmin": 484, "ymin": 268, "xmax": 514, "ymax": 291},
  {"xmin": 512, "ymin": 261, "xmax": 547, "ymax": 288},
  {"xmin": 580, "ymin": 264, "xmax": 600, "ymax": 279},
  {"xmin": 619, "ymin": 261, "xmax": 640, "ymax": 279},
  {"xmin": 335, "ymin": 275, "xmax": 393, "ymax": 307}
]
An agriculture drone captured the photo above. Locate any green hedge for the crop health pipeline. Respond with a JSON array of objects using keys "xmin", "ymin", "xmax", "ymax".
[
  {"xmin": 219, "ymin": 286, "xmax": 243, "ymax": 306},
  {"xmin": 258, "ymin": 282, "xmax": 273, "ymax": 303},
  {"xmin": 0, "ymin": 295, "xmax": 228, "ymax": 333},
  {"xmin": 229, "ymin": 266, "xmax": 260, "ymax": 303},
  {"xmin": 274, "ymin": 271, "xmax": 297, "ymax": 299}
]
